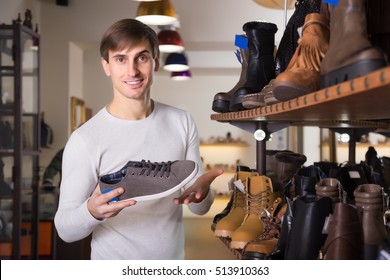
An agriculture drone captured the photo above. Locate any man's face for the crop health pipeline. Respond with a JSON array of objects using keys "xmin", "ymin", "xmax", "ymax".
[{"xmin": 101, "ymin": 39, "xmax": 159, "ymax": 102}]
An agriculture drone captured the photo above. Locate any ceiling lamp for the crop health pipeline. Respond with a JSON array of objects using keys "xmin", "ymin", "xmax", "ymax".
[
  {"xmin": 135, "ymin": 0, "xmax": 177, "ymax": 26},
  {"xmin": 163, "ymin": 53, "xmax": 189, "ymax": 72},
  {"xmin": 171, "ymin": 70, "xmax": 192, "ymax": 81},
  {"xmin": 158, "ymin": 28, "xmax": 185, "ymax": 53}
]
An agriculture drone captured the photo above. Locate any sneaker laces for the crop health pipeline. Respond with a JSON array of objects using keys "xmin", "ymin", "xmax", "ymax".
[{"xmin": 139, "ymin": 160, "xmax": 172, "ymax": 178}]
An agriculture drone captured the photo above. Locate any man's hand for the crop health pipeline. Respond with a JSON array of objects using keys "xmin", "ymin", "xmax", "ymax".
[
  {"xmin": 173, "ymin": 169, "xmax": 224, "ymax": 204},
  {"xmin": 87, "ymin": 185, "xmax": 136, "ymax": 220}
]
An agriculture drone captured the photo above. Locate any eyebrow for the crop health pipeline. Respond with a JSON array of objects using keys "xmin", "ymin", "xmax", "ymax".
[{"xmin": 111, "ymin": 48, "xmax": 152, "ymax": 59}]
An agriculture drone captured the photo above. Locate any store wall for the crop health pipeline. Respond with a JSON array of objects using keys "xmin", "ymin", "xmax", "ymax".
[{"xmin": 1, "ymin": 0, "xmax": 303, "ymax": 175}]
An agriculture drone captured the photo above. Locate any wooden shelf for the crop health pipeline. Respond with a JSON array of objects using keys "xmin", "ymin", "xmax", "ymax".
[{"xmin": 210, "ymin": 66, "xmax": 390, "ymax": 129}]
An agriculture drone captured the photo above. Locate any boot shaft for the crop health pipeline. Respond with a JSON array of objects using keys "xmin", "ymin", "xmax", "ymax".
[
  {"xmin": 315, "ymin": 177, "xmax": 342, "ymax": 203},
  {"xmin": 285, "ymin": 196, "xmax": 333, "ymax": 259},
  {"xmin": 285, "ymin": 13, "xmax": 330, "ymax": 73},
  {"xmin": 320, "ymin": 0, "xmax": 387, "ymax": 77},
  {"xmin": 275, "ymin": 151, "xmax": 307, "ymax": 189},
  {"xmin": 242, "ymin": 21, "xmax": 278, "ymax": 89},
  {"xmin": 323, "ymin": 202, "xmax": 364, "ymax": 260},
  {"xmin": 246, "ymin": 175, "xmax": 276, "ymax": 213},
  {"xmin": 275, "ymin": 0, "xmax": 322, "ymax": 75},
  {"xmin": 354, "ymin": 184, "xmax": 388, "ymax": 259},
  {"xmin": 292, "ymin": 165, "xmax": 324, "ymax": 198}
]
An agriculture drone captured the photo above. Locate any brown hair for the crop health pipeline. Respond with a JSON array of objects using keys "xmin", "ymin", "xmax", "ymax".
[{"xmin": 100, "ymin": 18, "xmax": 160, "ymax": 62}]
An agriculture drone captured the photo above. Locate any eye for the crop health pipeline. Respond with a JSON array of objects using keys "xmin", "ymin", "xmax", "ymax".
[
  {"xmin": 115, "ymin": 56, "xmax": 127, "ymax": 64},
  {"xmin": 138, "ymin": 54, "xmax": 149, "ymax": 63}
]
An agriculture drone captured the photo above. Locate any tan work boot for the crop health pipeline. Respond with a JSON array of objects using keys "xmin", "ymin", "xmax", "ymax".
[
  {"xmin": 214, "ymin": 170, "xmax": 259, "ymax": 238},
  {"xmin": 241, "ymin": 197, "xmax": 285, "ymax": 259},
  {"xmin": 230, "ymin": 175, "xmax": 280, "ymax": 249},
  {"xmin": 272, "ymin": 13, "xmax": 330, "ymax": 102}
]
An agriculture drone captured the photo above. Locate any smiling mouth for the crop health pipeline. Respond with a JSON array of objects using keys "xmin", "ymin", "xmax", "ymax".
[{"xmin": 125, "ymin": 80, "xmax": 142, "ymax": 85}]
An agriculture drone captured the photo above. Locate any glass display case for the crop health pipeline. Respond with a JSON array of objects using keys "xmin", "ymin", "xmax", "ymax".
[{"xmin": 0, "ymin": 16, "xmax": 40, "ymax": 259}]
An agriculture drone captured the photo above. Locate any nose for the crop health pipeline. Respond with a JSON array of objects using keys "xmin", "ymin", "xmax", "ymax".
[{"xmin": 126, "ymin": 61, "xmax": 139, "ymax": 77}]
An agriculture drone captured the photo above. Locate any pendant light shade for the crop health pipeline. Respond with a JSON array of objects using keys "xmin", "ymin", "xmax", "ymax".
[
  {"xmin": 171, "ymin": 70, "xmax": 192, "ymax": 81},
  {"xmin": 158, "ymin": 29, "xmax": 185, "ymax": 53},
  {"xmin": 136, "ymin": 0, "xmax": 177, "ymax": 26},
  {"xmin": 163, "ymin": 53, "xmax": 189, "ymax": 72}
]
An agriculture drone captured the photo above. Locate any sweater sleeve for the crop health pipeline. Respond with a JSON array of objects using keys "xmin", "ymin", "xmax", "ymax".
[
  {"xmin": 183, "ymin": 113, "xmax": 215, "ymax": 215},
  {"xmin": 54, "ymin": 132, "xmax": 103, "ymax": 243}
]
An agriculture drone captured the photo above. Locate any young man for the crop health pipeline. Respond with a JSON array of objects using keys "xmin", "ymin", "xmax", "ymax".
[{"xmin": 54, "ymin": 18, "xmax": 223, "ymax": 260}]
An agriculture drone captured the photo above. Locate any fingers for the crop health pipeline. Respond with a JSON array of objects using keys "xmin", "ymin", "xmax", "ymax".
[
  {"xmin": 88, "ymin": 186, "xmax": 136, "ymax": 220},
  {"xmin": 173, "ymin": 190, "xmax": 197, "ymax": 205},
  {"xmin": 201, "ymin": 169, "xmax": 224, "ymax": 184}
]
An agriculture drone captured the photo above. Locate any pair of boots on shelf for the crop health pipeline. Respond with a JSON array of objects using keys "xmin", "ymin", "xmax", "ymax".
[
  {"xmin": 212, "ymin": 0, "xmax": 388, "ymax": 113},
  {"xmin": 212, "ymin": 0, "xmax": 322, "ymax": 113},
  {"xmin": 212, "ymin": 150, "xmax": 307, "ymax": 251},
  {"xmin": 213, "ymin": 171, "xmax": 283, "ymax": 250},
  {"xmin": 212, "ymin": 21, "xmax": 278, "ymax": 113},
  {"xmin": 242, "ymin": 168, "xmax": 389, "ymax": 260},
  {"xmin": 323, "ymin": 183, "xmax": 388, "ymax": 260}
]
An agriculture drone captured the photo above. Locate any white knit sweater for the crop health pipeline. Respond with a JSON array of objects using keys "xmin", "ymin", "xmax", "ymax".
[{"xmin": 54, "ymin": 101, "xmax": 214, "ymax": 259}]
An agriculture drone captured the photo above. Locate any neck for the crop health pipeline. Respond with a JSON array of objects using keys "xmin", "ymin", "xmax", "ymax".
[{"xmin": 107, "ymin": 99, "xmax": 154, "ymax": 120}]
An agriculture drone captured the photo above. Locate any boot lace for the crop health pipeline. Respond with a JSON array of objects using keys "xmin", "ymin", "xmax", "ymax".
[{"xmin": 245, "ymin": 188, "xmax": 271, "ymax": 215}]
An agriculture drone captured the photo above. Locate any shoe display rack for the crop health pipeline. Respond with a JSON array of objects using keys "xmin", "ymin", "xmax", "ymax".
[
  {"xmin": 0, "ymin": 16, "xmax": 41, "ymax": 259},
  {"xmin": 210, "ymin": 65, "xmax": 390, "ymax": 258},
  {"xmin": 211, "ymin": 65, "xmax": 390, "ymax": 172}
]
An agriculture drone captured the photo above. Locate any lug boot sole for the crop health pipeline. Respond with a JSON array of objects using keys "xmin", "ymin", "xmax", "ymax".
[{"xmin": 320, "ymin": 59, "xmax": 387, "ymax": 89}]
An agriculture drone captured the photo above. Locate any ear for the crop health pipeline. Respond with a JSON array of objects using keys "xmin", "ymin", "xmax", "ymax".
[
  {"xmin": 154, "ymin": 56, "xmax": 160, "ymax": 72},
  {"xmin": 101, "ymin": 57, "xmax": 111, "ymax": 76}
]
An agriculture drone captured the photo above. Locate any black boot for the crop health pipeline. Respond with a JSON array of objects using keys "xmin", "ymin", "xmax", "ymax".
[
  {"xmin": 286, "ymin": 165, "xmax": 325, "ymax": 200},
  {"xmin": 284, "ymin": 196, "xmax": 333, "ymax": 259},
  {"xmin": 229, "ymin": 21, "xmax": 278, "ymax": 111}
]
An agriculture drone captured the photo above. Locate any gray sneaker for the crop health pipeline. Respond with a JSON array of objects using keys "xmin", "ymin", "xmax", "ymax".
[{"xmin": 99, "ymin": 159, "xmax": 198, "ymax": 202}]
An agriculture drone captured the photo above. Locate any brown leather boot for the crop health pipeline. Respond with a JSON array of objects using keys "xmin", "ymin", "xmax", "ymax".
[
  {"xmin": 214, "ymin": 170, "xmax": 259, "ymax": 238},
  {"xmin": 274, "ymin": 0, "xmax": 322, "ymax": 76},
  {"xmin": 272, "ymin": 13, "xmax": 330, "ymax": 102},
  {"xmin": 322, "ymin": 202, "xmax": 364, "ymax": 260},
  {"xmin": 241, "ymin": 198, "xmax": 285, "ymax": 259},
  {"xmin": 212, "ymin": 47, "xmax": 249, "ymax": 113},
  {"xmin": 230, "ymin": 175, "xmax": 280, "ymax": 249},
  {"xmin": 354, "ymin": 184, "xmax": 388, "ymax": 259},
  {"xmin": 315, "ymin": 177, "xmax": 343, "ymax": 204},
  {"xmin": 275, "ymin": 151, "xmax": 307, "ymax": 193},
  {"xmin": 320, "ymin": 0, "xmax": 388, "ymax": 88}
]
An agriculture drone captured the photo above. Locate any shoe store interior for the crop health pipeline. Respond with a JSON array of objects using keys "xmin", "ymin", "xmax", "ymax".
[{"xmin": 1, "ymin": 0, "xmax": 390, "ymax": 261}]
